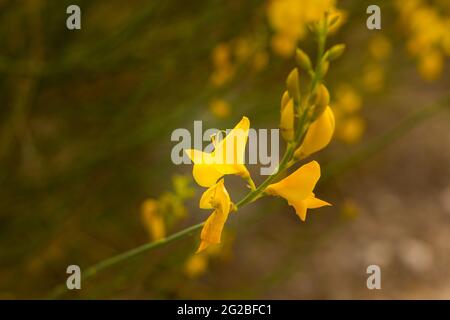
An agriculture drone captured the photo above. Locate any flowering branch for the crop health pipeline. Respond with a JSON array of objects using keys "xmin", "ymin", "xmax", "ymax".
[{"xmin": 48, "ymin": 91, "xmax": 450, "ymax": 299}]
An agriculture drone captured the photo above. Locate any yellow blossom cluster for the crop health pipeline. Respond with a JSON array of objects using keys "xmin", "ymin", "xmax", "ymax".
[
  {"xmin": 333, "ymin": 83, "xmax": 365, "ymax": 144},
  {"xmin": 186, "ymin": 14, "xmax": 341, "ymax": 253},
  {"xmin": 209, "ymin": 39, "xmax": 269, "ymax": 119},
  {"xmin": 363, "ymin": 34, "xmax": 391, "ymax": 92},
  {"xmin": 141, "ymin": 175, "xmax": 195, "ymax": 241},
  {"xmin": 267, "ymin": 0, "xmax": 343, "ymax": 57},
  {"xmin": 396, "ymin": 0, "xmax": 450, "ymax": 81},
  {"xmin": 183, "ymin": 232, "xmax": 234, "ymax": 278}
]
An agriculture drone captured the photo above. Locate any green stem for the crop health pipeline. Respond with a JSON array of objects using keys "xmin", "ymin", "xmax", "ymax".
[{"xmin": 47, "ymin": 222, "xmax": 204, "ymax": 299}]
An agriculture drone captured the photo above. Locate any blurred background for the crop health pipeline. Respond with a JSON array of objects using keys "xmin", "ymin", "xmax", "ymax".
[{"xmin": 0, "ymin": 0, "xmax": 450, "ymax": 299}]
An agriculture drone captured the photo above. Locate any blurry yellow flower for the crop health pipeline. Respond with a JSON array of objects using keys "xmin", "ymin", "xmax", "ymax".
[
  {"xmin": 209, "ymin": 99, "xmax": 231, "ymax": 119},
  {"xmin": 327, "ymin": 8, "xmax": 347, "ymax": 34},
  {"xmin": 335, "ymin": 84, "xmax": 362, "ymax": 113},
  {"xmin": 253, "ymin": 51, "xmax": 269, "ymax": 71},
  {"xmin": 271, "ymin": 33, "xmax": 297, "ymax": 57},
  {"xmin": 267, "ymin": 0, "xmax": 339, "ymax": 57},
  {"xmin": 210, "ymin": 43, "xmax": 235, "ymax": 87},
  {"xmin": 185, "ymin": 117, "xmax": 251, "ymax": 187},
  {"xmin": 337, "ymin": 116, "xmax": 365, "ymax": 144},
  {"xmin": 362, "ymin": 63, "xmax": 385, "ymax": 92},
  {"xmin": 234, "ymin": 37, "xmax": 252, "ymax": 62},
  {"xmin": 265, "ymin": 161, "xmax": 331, "ymax": 221},
  {"xmin": 172, "ymin": 174, "xmax": 195, "ymax": 200},
  {"xmin": 418, "ymin": 50, "xmax": 444, "ymax": 81},
  {"xmin": 268, "ymin": 0, "xmax": 335, "ymax": 37},
  {"xmin": 267, "ymin": 0, "xmax": 305, "ymax": 40},
  {"xmin": 302, "ymin": 0, "xmax": 336, "ymax": 23},
  {"xmin": 369, "ymin": 34, "xmax": 392, "ymax": 61},
  {"xmin": 212, "ymin": 43, "xmax": 231, "ymax": 67},
  {"xmin": 396, "ymin": 0, "xmax": 449, "ymax": 81},
  {"xmin": 294, "ymin": 106, "xmax": 335, "ymax": 159},
  {"xmin": 141, "ymin": 199, "xmax": 165, "ymax": 241},
  {"xmin": 184, "ymin": 231, "xmax": 233, "ymax": 277},
  {"xmin": 197, "ymin": 179, "xmax": 231, "ymax": 253},
  {"xmin": 210, "ymin": 66, "xmax": 234, "ymax": 87},
  {"xmin": 184, "ymin": 254, "xmax": 208, "ymax": 278}
]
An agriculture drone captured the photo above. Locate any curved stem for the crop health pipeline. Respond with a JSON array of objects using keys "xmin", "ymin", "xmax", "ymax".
[{"xmin": 47, "ymin": 222, "xmax": 204, "ymax": 299}]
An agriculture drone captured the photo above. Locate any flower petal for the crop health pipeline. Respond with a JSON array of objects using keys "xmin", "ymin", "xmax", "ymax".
[
  {"xmin": 289, "ymin": 199, "xmax": 307, "ymax": 221},
  {"xmin": 294, "ymin": 106, "xmax": 335, "ymax": 159},
  {"xmin": 305, "ymin": 195, "xmax": 332, "ymax": 209},
  {"xmin": 199, "ymin": 179, "xmax": 230, "ymax": 210},
  {"xmin": 214, "ymin": 116, "xmax": 249, "ymax": 172},
  {"xmin": 196, "ymin": 207, "xmax": 229, "ymax": 253},
  {"xmin": 185, "ymin": 149, "xmax": 215, "ymax": 165},
  {"xmin": 192, "ymin": 164, "xmax": 223, "ymax": 188},
  {"xmin": 266, "ymin": 160, "xmax": 321, "ymax": 202}
]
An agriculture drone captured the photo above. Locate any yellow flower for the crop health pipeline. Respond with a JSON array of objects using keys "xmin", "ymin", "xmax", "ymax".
[
  {"xmin": 253, "ymin": 51, "xmax": 269, "ymax": 71},
  {"xmin": 212, "ymin": 43, "xmax": 231, "ymax": 68},
  {"xmin": 184, "ymin": 254, "xmax": 208, "ymax": 278},
  {"xmin": 337, "ymin": 116, "xmax": 365, "ymax": 144},
  {"xmin": 141, "ymin": 199, "xmax": 165, "ymax": 241},
  {"xmin": 265, "ymin": 161, "xmax": 331, "ymax": 221},
  {"xmin": 234, "ymin": 37, "xmax": 252, "ymax": 62},
  {"xmin": 185, "ymin": 117, "xmax": 251, "ymax": 187},
  {"xmin": 369, "ymin": 34, "xmax": 392, "ymax": 61},
  {"xmin": 418, "ymin": 50, "xmax": 444, "ymax": 81},
  {"xmin": 209, "ymin": 98, "xmax": 231, "ymax": 119},
  {"xmin": 267, "ymin": 0, "xmax": 340, "ymax": 57},
  {"xmin": 197, "ymin": 179, "xmax": 231, "ymax": 253},
  {"xmin": 363, "ymin": 63, "xmax": 385, "ymax": 92},
  {"xmin": 294, "ymin": 106, "xmax": 335, "ymax": 159},
  {"xmin": 335, "ymin": 84, "xmax": 362, "ymax": 113},
  {"xmin": 271, "ymin": 33, "xmax": 297, "ymax": 57},
  {"xmin": 210, "ymin": 66, "xmax": 234, "ymax": 87}
]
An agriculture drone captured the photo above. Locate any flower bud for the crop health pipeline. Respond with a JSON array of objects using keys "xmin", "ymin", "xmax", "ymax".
[
  {"xmin": 286, "ymin": 68, "xmax": 300, "ymax": 103},
  {"xmin": 328, "ymin": 15, "xmax": 340, "ymax": 29},
  {"xmin": 295, "ymin": 48, "xmax": 312, "ymax": 71},
  {"xmin": 294, "ymin": 106, "xmax": 335, "ymax": 159},
  {"xmin": 319, "ymin": 60, "xmax": 329, "ymax": 76},
  {"xmin": 326, "ymin": 44, "xmax": 346, "ymax": 61},
  {"xmin": 281, "ymin": 90, "xmax": 290, "ymax": 108},
  {"xmin": 280, "ymin": 98, "xmax": 295, "ymax": 142},
  {"xmin": 312, "ymin": 84, "xmax": 330, "ymax": 120}
]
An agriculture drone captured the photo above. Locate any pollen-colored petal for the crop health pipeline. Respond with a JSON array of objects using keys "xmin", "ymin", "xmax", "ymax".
[
  {"xmin": 186, "ymin": 149, "xmax": 222, "ymax": 187},
  {"xmin": 184, "ymin": 118, "xmax": 252, "ymax": 186},
  {"xmin": 294, "ymin": 106, "xmax": 335, "ymax": 159},
  {"xmin": 214, "ymin": 116, "xmax": 249, "ymax": 172},
  {"xmin": 199, "ymin": 185, "xmax": 216, "ymax": 209},
  {"xmin": 197, "ymin": 179, "xmax": 231, "ymax": 253},
  {"xmin": 197, "ymin": 207, "xmax": 229, "ymax": 253},
  {"xmin": 305, "ymin": 195, "xmax": 332, "ymax": 209},
  {"xmin": 185, "ymin": 149, "xmax": 215, "ymax": 165},
  {"xmin": 199, "ymin": 179, "xmax": 230, "ymax": 210},
  {"xmin": 289, "ymin": 199, "xmax": 307, "ymax": 221},
  {"xmin": 192, "ymin": 164, "xmax": 223, "ymax": 188},
  {"xmin": 265, "ymin": 161, "xmax": 328, "ymax": 221},
  {"xmin": 265, "ymin": 160, "xmax": 321, "ymax": 202},
  {"xmin": 196, "ymin": 240, "xmax": 212, "ymax": 254}
]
